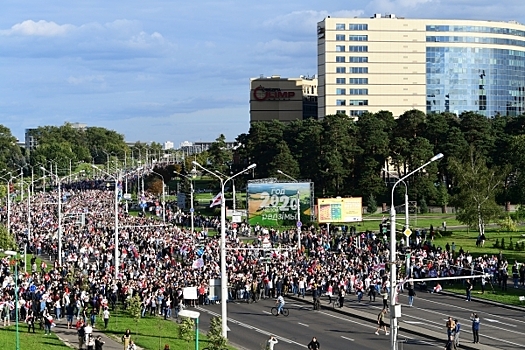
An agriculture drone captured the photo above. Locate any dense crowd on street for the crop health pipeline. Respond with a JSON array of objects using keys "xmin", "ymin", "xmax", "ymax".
[{"xmin": 0, "ymin": 178, "xmax": 523, "ymax": 346}]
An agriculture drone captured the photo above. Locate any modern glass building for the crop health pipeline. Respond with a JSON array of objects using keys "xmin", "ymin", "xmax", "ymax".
[{"xmin": 317, "ymin": 14, "xmax": 525, "ymax": 118}]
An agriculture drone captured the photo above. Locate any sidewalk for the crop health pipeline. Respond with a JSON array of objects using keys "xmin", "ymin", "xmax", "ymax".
[{"xmin": 51, "ymin": 318, "xmax": 141, "ymax": 350}]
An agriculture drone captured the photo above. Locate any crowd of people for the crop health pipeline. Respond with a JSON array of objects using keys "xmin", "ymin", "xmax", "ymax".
[{"xmin": 0, "ymin": 177, "xmax": 514, "ymax": 348}]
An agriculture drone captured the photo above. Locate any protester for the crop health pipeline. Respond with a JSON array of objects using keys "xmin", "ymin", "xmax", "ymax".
[{"xmin": 470, "ymin": 313, "xmax": 480, "ymax": 344}]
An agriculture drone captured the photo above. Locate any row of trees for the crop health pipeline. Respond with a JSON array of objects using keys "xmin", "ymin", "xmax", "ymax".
[{"xmin": 2, "ymin": 109, "xmax": 525, "ymax": 233}]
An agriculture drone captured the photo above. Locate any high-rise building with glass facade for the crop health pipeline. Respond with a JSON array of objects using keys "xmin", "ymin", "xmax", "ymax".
[{"xmin": 317, "ymin": 14, "xmax": 525, "ymax": 118}]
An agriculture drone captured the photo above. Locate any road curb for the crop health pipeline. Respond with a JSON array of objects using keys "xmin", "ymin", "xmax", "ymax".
[
  {"xmin": 287, "ymin": 295, "xmax": 497, "ymax": 350},
  {"xmin": 440, "ymin": 289, "xmax": 525, "ymax": 311}
]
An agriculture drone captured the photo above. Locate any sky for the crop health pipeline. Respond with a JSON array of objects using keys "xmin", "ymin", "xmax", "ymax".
[{"xmin": 2, "ymin": 0, "xmax": 525, "ymax": 146}]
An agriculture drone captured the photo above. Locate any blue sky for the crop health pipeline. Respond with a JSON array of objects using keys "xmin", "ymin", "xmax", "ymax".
[{"xmin": 2, "ymin": 0, "xmax": 525, "ymax": 146}]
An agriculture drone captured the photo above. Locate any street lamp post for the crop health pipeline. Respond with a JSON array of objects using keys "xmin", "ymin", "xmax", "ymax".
[
  {"xmin": 0, "ymin": 172, "xmax": 12, "ymax": 234},
  {"xmin": 5, "ymin": 250, "xmax": 20, "ymax": 350},
  {"xmin": 174, "ymin": 170, "xmax": 196, "ymax": 234},
  {"xmin": 276, "ymin": 170, "xmax": 302, "ymax": 251},
  {"xmin": 389, "ymin": 153, "xmax": 443, "ymax": 350},
  {"xmin": 192, "ymin": 161, "xmax": 256, "ymax": 339},
  {"xmin": 151, "ymin": 171, "xmax": 166, "ymax": 223},
  {"xmin": 41, "ymin": 168, "xmax": 85, "ymax": 266},
  {"xmin": 92, "ymin": 165, "xmax": 120, "ymax": 280},
  {"xmin": 383, "ymin": 168, "xmax": 409, "ymax": 247}
]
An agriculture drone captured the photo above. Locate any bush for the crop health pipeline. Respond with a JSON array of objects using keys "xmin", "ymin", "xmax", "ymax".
[
  {"xmin": 521, "ymin": 242, "xmax": 525, "ymax": 251},
  {"xmin": 366, "ymin": 194, "xmax": 377, "ymax": 214},
  {"xmin": 493, "ymin": 238, "xmax": 500, "ymax": 249},
  {"xmin": 178, "ymin": 317, "xmax": 194, "ymax": 345},
  {"xmin": 501, "ymin": 238, "xmax": 505, "ymax": 250},
  {"xmin": 207, "ymin": 316, "xmax": 227, "ymax": 350},
  {"xmin": 499, "ymin": 216, "xmax": 517, "ymax": 232},
  {"xmin": 419, "ymin": 198, "xmax": 428, "ymax": 214},
  {"xmin": 508, "ymin": 238, "xmax": 514, "ymax": 250},
  {"xmin": 515, "ymin": 242, "xmax": 520, "ymax": 251}
]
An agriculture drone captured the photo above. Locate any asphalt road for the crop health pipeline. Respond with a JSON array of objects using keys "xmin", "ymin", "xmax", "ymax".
[
  {"xmin": 195, "ymin": 298, "xmax": 445, "ymax": 350},
  {"xmin": 191, "ymin": 289, "xmax": 524, "ymax": 350}
]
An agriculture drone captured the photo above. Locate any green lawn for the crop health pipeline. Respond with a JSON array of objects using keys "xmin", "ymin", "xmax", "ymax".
[
  {"xmin": 0, "ymin": 326, "xmax": 69, "ymax": 349},
  {"xmin": 444, "ymin": 282, "xmax": 525, "ymax": 307},
  {"xmin": 431, "ymin": 230, "xmax": 525, "ymax": 262},
  {"xmin": 98, "ymin": 308, "xmax": 236, "ymax": 350}
]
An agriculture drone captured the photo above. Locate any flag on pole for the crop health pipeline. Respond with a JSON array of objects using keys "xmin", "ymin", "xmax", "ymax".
[
  {"xmin": 210, "ymin": 192, "xmax": 223, "ymax": 208},
  {"xmin": 192, "ymin": 258, "xmax": 205, "ymax": 269}
]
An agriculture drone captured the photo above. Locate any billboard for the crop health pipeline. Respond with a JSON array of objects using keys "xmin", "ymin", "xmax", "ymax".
[
  {"xmin": 247, "ymin": 181, "xmax": 313, "ymax": 226},
  {"xmin": 317, "ymin": 197, "xmax": 363, "ymax": 223}
]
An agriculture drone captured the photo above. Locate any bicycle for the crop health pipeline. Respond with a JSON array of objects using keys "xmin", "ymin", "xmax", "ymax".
[
  {"xmin": 271, "ymin": 306, "xmax": 289, "ymax": 316},
  {"xmin": 331, "ymin": 298, "xmax": 344, "ymax": 309}
]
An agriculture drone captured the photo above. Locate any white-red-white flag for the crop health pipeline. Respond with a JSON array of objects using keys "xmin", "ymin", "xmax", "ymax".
[
  {"xmin": 210, "ymin": 192, "xmax": 223, "ymax": 208},
  {"xmin": 192, "ymin": 258, "xmax": 205, "ymax": 269}
]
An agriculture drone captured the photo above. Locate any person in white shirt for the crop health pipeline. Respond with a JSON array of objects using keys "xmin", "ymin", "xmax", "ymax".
[
  {"xmin": 267, "ymin": 335, "xmax": 278, "ymax": 349},
  {"xmin": 103, "ymin": 307, "xmax": 110, "ymax": 329}
]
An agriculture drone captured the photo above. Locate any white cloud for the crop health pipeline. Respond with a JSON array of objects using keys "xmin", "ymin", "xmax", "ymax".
[
  {"xmin": 0, "ymin": 20, "xmax": 75, "ymax": 36},
  {"xmin": 67, "ymin": 75, "xmax": 105, "ymax": 85},
  {"xmin": 262, "ymin": 9, "xmax": 364, "ymax": 36}
]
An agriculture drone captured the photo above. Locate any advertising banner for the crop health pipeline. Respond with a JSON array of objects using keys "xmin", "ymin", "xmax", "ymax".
[
  {"xmin": 247, "ymin": 182, "xmax": 312, "ymax": 226},
  {"xmin": 317, "ymin": 197, "xmax": 362, "ymax": 223}
]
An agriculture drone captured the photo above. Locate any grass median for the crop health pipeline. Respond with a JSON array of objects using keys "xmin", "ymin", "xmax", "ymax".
[
  {"xmin": 97, "ymin": 308, "xmax": 237, "ymax": 350},
  {"xmin": 0, "ymin": 326, "xmax": 70, "ymax": 349}
]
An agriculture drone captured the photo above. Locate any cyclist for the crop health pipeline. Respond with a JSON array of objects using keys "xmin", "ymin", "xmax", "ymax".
[
  {"xmin": 275, "ymin": 295, "xmax": 285, "ymax": 316},
  {"xmin": 307, "ymin": 336, "xmax": 320, "ymax": 350}
]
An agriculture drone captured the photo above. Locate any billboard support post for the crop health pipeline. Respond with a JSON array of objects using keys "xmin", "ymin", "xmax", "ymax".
[{"xmin": 297, "ymin": 190, "xmax": 301, "ymax": 251}]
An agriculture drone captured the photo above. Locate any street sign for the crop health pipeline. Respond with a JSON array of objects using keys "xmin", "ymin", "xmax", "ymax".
[
  {"xmin": 403, "ymin": 228, "xmax": 412, "ymax": 237},
  {"xmin": 297, "ymin": 221, "xmax": 302, "ymax": 228}
]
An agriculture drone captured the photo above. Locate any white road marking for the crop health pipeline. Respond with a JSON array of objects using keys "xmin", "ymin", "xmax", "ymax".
[
  {"xmin": 341, "ymin": 336, "xmax": 354, "ymax": 341},
  {"xmin": 485, "ymin": 318, "xmax": 518, "ymax": 327},
  {"xmin": 298, "ymin": 322, "xmax": 309, "ymax": 327},
  {"xmin": 404, "ymin": 321, "xmax": 424, "ymax": 324},
  {"xmin": 197, "ymin": 306, "xmax": 307, "ymax": 348},
  {"xmin": 263, "ymin": 310, "xmax": 271, "ymax": 315}
]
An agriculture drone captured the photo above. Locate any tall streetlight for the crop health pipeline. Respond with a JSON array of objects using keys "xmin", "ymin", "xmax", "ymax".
[
  {"xmin": 389, "ymin": 153, "xmax": 443, "ymax": 350},
  {"xmin": 192, "ymin": 161, "xmax": 256, "ymax": 339},
  {"xmin": 383, "ymin": 168, "xmax": 409, "ymax": 247},
  {"xmin": 41, "ymin": 168, "xmax": 85, "ymax": 266},
  {"xmin": 92, "ymin": 165, "xmax": 120, "ymax": 280},
  {"xmin": 4, "ymin": 250, "xmax": 20, "ymax": 350},
  {"xmin": 174, "ymin": 170, "xmax": 196, "ymax": 233},
  {"xmin": 0, "ymin": 172, "xmax": 12, "ymax": 234},
  {"xmin": 276, "ymin": 170, "xmax": 302, "ymax": 251},
  {"xmin": 150, "ymin": 171, "xmax": 166, "ymax": 223}
]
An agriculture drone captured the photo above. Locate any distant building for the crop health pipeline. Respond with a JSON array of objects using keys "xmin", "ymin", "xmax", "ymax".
[
  {"xmin": 179, "ymin": 141, "xmax": 237, "ymax": 156},
  {"xmin": 24, "ymin": 128, "xmax": 38, "ymax": 152},
  {"xmin": 317, "ymin": 14, "xmax": 525, "ymax": 118},
  {"xmin": 164, "ymin": 141, "xmax": 174, "ymax": 150},
  {"xmin": 250, "ymin": 75, "xmax": 318, "ymax": 123}
]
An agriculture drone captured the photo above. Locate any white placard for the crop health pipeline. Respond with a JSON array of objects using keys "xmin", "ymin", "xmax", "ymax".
[{"xmin": 183, "ymin": 286, "xmax": 197, "ymax": 300}]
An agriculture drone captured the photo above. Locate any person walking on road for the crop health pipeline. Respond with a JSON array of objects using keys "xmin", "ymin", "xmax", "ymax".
[
  {"xmin": 453, "ymin": 319, "xmax": 461, "ymax": 349},
  {"xmin": 470, "ymin": 313, "xmax": 480, "ymax": 343},
  {"xmin": 381, "ymin": 287, "xmax": 389, "ymax": 310},
  {"xmin": 407, "ymin": 286, "xmax": 416, "ymax": 307},
  {"xmin": 466, "ymin": 279, "xmax": 473, "ymax": 301},
  {"xmin": 266, "ymin": 335, "xmax": 278, "ymax": 350},
  {"xmin": 307, "ymin": 336, "xmax": 320, "ymax": 350},
  {"xmin": 374, "ymin": 308, "xmax": 389, "ymax": 335},
  {"xmin": 445, "ymin": 316, "xmax": 456, "ymax": 339},
  {"xmin": 102, "ymin": 307, "xmax": 110, "ymax": 329}
]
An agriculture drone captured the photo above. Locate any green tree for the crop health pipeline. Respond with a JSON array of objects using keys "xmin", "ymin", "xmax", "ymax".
[
  {"xmin": 449, "ymin": 150, "xmax": 503, "ymax": 235},
  {"xmin": 319, "ymin": 114, "xmax": 359, "ymax": 195},
  {"xmin": 0, "ymin": 125, "xmax": 25, "ymax": 172},
  {"xmin": 207, "ymin": 316, "xmax": 227, "ymax": 350},
  {"xmin": 0, "ymin": 224, "xmax": 16, "ymax": 250},
  {"xmin": 435, "ymin": 181, "xmax": 450, "ymax": 213},
  {"xmin": 208, "ymin": 134, "xmax": 232, "ymax": 175},
  {"xmin": 127, "ymin": 295, "xmax": 142, "ymax": 336},
  {"xmin": 366, "ymin": 193, "xmax": 377, "ymax": 214},
  {"xmin": 178, "ymin": 317, "xmax": 194, "ymax": 348},
  {"xmin": 271, "ymin": 140, "xmax": 300, "ymax": 180}
]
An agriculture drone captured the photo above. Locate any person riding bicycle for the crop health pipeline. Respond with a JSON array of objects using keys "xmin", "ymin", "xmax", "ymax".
[
  {"xmin": 275, "ymin": 295, "xmax": 285, "ymax": 315},
  {"xmin": 307, "ymin": 336, "xmax": 320, "ymax": 350}
]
